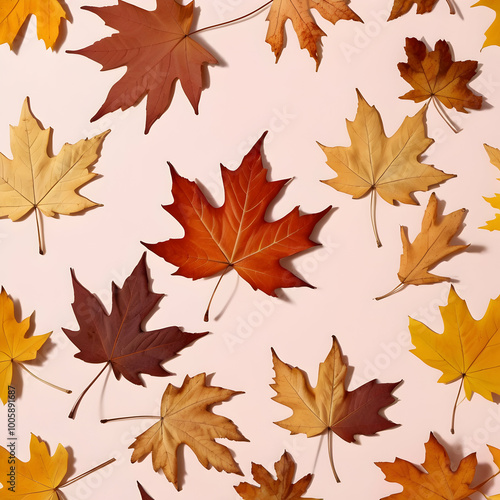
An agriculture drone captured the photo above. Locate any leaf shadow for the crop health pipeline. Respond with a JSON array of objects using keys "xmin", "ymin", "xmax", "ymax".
[
  {"xmin": 51, "ymin": 0, "xmax": 73, "ymax": 53},
  {"xmin": 64, "ymin": 445, "xmax": 77, "ymax": 486}
]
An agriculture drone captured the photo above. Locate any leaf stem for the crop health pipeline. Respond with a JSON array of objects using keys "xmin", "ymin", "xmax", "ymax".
[
  {"xmin": 327, "ymin": 428, "xmax": 341, "ymax": 483},
  {"xmin": 190, "ymin": 0, "xmax": 273, "ymax": 36},
  {"xmin": 59, "ymin": 458, "xmax": 116, "ymax": 488},
  {"xmin": 374, "ymin": 282, "xmax": 406, "ymax": 301},
  {"xmin": 204, "ymin": 265, "xmax": 232, "ymax": 322},
  {"xmin": 370, "ymin": 188, "xmax": 382, "ymax": 248},
  {"xmin": 101, "ymin": 415, "xmax": 159, "ymax": 424},
  {"xmin": 431, "ymin": 96, "xmax": 460, "ymax": 134},
  {"xmin": 450, "ymin": 375, "xmax": 464, "ymax": 434},
  {"xmin": 19, "ymin": 363, "xmax": 72, "ymax": 394},
  {"xmin": 34, "ymin": 207, "xmax": 45, "ymax": 255},
  {"xmin": 445, "ymin": 0, "xmax": 456, "ymax": 15},
  {"xmin": 68, "ymin": 362, "xmax": 110, "ymax": 419}
]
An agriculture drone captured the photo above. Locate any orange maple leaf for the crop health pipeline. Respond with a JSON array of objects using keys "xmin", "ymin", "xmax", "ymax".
[
  {"xmin": 376, "ymin": 432, "xmax": 478, "ymax": 499},
  {"xmin": 68, "ymin": 0, "xmax": 217, "ymax": 133},
  {"xmin": 388, "ymin": 0, "xmax": 455, "ymax": 20},
  {"xmin": 265, "ymin": 0, "xmax": 362, "ymax": 68},
  {"xmin": 398, "ymin": 38, "xmax": 482, "ymax": 116},
  {"xmin": 143, "ymin": 132, "xmax": 331, "ymax": 320}
]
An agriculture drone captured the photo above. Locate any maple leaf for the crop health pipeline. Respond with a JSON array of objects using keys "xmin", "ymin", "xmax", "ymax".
[
  {"xmin": 376, "ymin": 432, "xmax": 478, "ymax": 499},
  {"xmin": 68, "ymin": 0, "xmax": 218, "ymax": 134},
  {"xmin": 63, "ymin": 253, "xmax": 208, "ymax": 419},
  {"xmin": 410, "ymin": 285, "xmax": 500, "ymax": 432},
  {"xmin": 480, "ymin": 144, "xmax": 500, "ymax": 231},
  {"xmin": 234, "ymin": 451, "xmax": 319, "ymax": 500},
  {"xmin": 473, "ymin": 0, "xmax": 500, "ymax": 49},
  {"xmin": 0, "ymin": 97, "xmax": 109, "ymax": 254},
  {"xmin": 128, "ymin": 373, "xmax": 247, "ymax": 490},
  {"xmin": 143, "ymin": 132, "xmax": 331, "ymax": 321},
  {"xmin": 271, "ymin": 336, "xmax": 399, "ymax": 482},
  {"xmin": 265, "ymin": 0, "xmax": 361, "ymax": 68},
  {"xmin": 0, "ymin": 0, "xmax": 67, "ymax": 49},
  {"xmin": 319, "ymin": 89, "xmax": 454, "ymax": 247},
  {"xmin": 376, "ymin": 193, "xmax": 468, "ymax": 300},
  {"xmin": 398, "ymin": 38, "xmax": 482, "ymax": 127},
  {"xmin": 387, "ymin": 0, "xmax": 455, "ymax": 21},
  {"xmin": 0, "ymin": 433, "xmax": 115, "ymax": 499}
]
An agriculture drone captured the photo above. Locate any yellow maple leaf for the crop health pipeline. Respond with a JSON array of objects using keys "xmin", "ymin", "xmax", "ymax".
[
  {"xmin": 473, "ymin": 0, "xmax": 500, "ymax": 49},
  {"xmin": 410, "ymin": 285, "xmax": 500, "ymax": 432},
  {"xmin": 0, "ymin": 288, "xmax": 50, "ymax": 405},
  {"xmin": 480, "ymin": 144, "xmax": 500, "ymax": 231},
  {"xmin": 0, "ymin": 0, "xmax": 67, "ymax": 50},
  {"xmin": 0, "ymin": 98, "xmax": 109, "ymax": 253},
  {"xmin": 376, "ymin": 193, "xmax": 468, "ymax": 300},
  {"xmin": 0, "ymin": 433, "xmax": 67, "ymax": 499},
  {"xmin": 265, "ymin": 0, "xmax": 361, "ymax": 68},
  {"xmin": 129, "ymin": 373, "xmax": 247, "ymax": 490},
  {"xmin": 319, "ymin": 90, "xmax": 454, "ymax": 247}
]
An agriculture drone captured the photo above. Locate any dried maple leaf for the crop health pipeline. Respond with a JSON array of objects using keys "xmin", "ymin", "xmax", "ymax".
[
  {"xmin": 388, "ymin": 0, "xmax": 455, "ymax": 21},
  {"xmin": 265, "ymin": 0, "xmax": 361, "ymax": 68},
  {"xmin": 0, "ymin": 97, "xmax": 109, "ymax": 254},
  {"xmin": 234, "ymin": 451, "xmax": 319, "ymax": 500},
  {"xmin": 128, "ymin": 373, "xmax": 247, "ymax": 490},
  {"xmin": 0, "ymin": 0, "xmax": 67, "ymax": 49},
  {"xmin": 143, "ymin": 132, "xmax": 331, "ymax": 321},
  {"xmin": 271, "ymin": 336, "xmax": 399, "ymax": 482},
  {"xmin": 473, "ymin": 0, "xmax": 500, "ymax": 48},
  {"xmin": 398, "ymin": 38, "xmax": 482, "ymax": 127},
  {"xmin": 376, "ymin": 432, "xmax": 478, "ymax": 499},
  {"xmin": 480, "ymin": 144, "xmax": 500, "ymax": 231},
  {"xmin": 319, "ymin": 90, "xmax": 454, "ymax": 247},
  {"xmin": 376, "ymin": 193, "xmax": 468, "ymax": 300},
  {"xmin": 410, "ymin": 285, "xmax": 500, "ymax": 432},
  {"xmin": 63, "ymin": 253, "xmax": 208, "ymax": 419},
  {"xmin": 0, "ymin": 433, "xmax": 115, "ymax": 499},
  {"xmin": 68, "ymin": 0, "xmax": 217, "ymax": 134}
]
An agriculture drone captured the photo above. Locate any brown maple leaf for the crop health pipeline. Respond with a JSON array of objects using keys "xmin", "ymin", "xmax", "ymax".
[
  {"xmin": 129, "ymin": 373, "xmax": 247, "ymax": 490},
  {"xmin": 376, "ymin": 432, "xmax": 478, "ymax": 499},
  {"xmin": 234, "ymin": 451, "xmax": 319, "ymax": 500},
  {"xmin": 266, "ymin": 0, "xmax": 362, "ymax": 68},
  {"xmin": 63, "ymin": 253, "xmax": 208, "ymax": 419},
  {"xmin": 272, "ymin": 336, "xmax": 400, "ymax": 482},
  {"xmin": 398, "ymin": 38, "xmax": 482, "ymax": 117},
  {"xmin": 388, "ymin": 0, "xmax": 455, "ymax": 21},
  {"xmin": 376, "ymin": 193, "xmax": 468, "ymax": 300},
  {"xmin": 67, "ymin": 0, "xmax": 217, "ymax": 133},
  {"xmin": 143, "ymin": 132, "xmax": 331, "ymax": 320}
]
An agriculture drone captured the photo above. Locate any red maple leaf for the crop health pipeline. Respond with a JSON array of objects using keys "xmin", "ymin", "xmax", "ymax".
[
  {"xmin": 67, "ymin": 0, "xmax": 217, "ymax": 133},
  {"xmin": 64, "ymin": 253, "xmax": 208, "ymax": 418},
  {"xmin": 143, "ymin": 132, "xmax": 331, "ymax": 320}
]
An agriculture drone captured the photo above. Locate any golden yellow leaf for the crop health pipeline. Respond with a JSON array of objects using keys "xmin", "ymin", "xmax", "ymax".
[
  {"xmin": 265, "ymin": 0, "xmax": 361, "ymax": 68},
  {"xmin": 473, "ymin": 0, "xmax": 500, "ymax": 49},
  {"xmin": 0, "ymin": 433, "xmax": 67, "ymax": 499},
  {"xmin": 0, "ymin": 0, "xmax": 67, "ymax": 49},
  {"xmin": 319, "ymin": 90, "xmax": 454, "ymax": 246},
  {"xmin": 376, "ymin": 193, "xmax": 468, "ymax": 299},
  {"xmin": 480, "ymin": 144, "xmax": 500, "ymax": 231},
  {"xmin": 129, "ymin": 373, "xmax": 247, "ymax": 490},
  {"xmin": 0, "ymin": 288, "xmax": 50, "ymax": 405},
  {"xmin": 0, "ymin": 98, "xmax": 109, "ymax": 253},
  {"xmin": 410, "ymin": 285, "xmax": 500, "ymax": 431}
]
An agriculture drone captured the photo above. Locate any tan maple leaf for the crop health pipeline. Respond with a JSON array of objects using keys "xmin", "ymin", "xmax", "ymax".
[
  {"xmin": 0, "ymin": 98, "xmax": 109, "ymax": 253},
  {"xmin": 129, "ymin": 373, "xmax": 247, "ymax": 490},
  {"xmin": 319, "ymin": 89, "xmax": 454, "ymax": 247},
  {"xmin": 0, "ymin": 0, "xmax": 67, "ymax": 49},
  {"xmin": 376, "ymin": 193, "xmax": 468, "ymax": 300},
  {"xmin": 234, "ymin": 451, "xmax": 320, "ymax": 500},
  {"xmin": 265, "ymin": 0, "xmax": 362, "ymax": 68}
]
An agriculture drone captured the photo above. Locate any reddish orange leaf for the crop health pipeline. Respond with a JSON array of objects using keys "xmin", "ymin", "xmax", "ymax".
[
  {"xmin": 67, "ymin": 0, "xmax": 217, "ymax": 133},
  {"xmin": 398, "ymin": 37, "xmax": 482, "ymax": 113},
  {"xmin": 143, "ymin": 132, "xmax": 331, "ymax": 320},
  {"xmin": 376, "ymin": 432, "xmax": 478, "ymax": 499}
]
